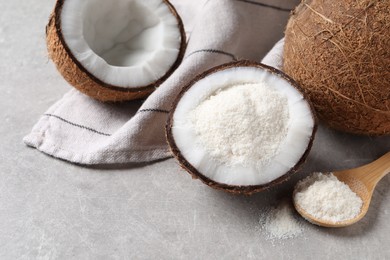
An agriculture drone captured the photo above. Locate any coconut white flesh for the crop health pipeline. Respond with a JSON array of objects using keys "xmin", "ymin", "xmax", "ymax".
[
  {"xmin": 172, "ymin": 67, "xmax": 315, "ymax": 186},
  {"xmin": 60, "ymin": 0, "xmax": 181, "ymax": 88}
]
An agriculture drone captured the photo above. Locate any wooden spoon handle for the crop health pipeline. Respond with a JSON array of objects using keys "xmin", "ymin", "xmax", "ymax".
[{"xmin": 354, "ymin": 152, "xmax": 390, "ymax": 189}]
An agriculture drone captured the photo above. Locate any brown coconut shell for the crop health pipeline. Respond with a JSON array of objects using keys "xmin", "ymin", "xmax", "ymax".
[
  {"xmin": 46, "ymin": 0, "xmax": 186, "ymax": 102},
  {"xmin": 166, "ymin": 60, "xmax": 318, "ymax": 195},
  {"xmin": 284, "ymin": 0, "xmax": 390, "ymax": 135}
]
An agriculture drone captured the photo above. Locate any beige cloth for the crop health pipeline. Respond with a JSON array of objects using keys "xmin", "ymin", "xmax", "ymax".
[{"xmin": 24, "ymin": 0, "xmax": 299, "ymax": 165}]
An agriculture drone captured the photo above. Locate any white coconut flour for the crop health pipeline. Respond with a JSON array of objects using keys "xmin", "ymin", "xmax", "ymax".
[
  {"xmin": 259, "ymin": 200, "xmax": 304, "ymax": 240},
  {"xmin": 294, "ymin": 172, "xmax": 363, "ymax": 223},
  {"xmin": 190, "ymin": 83, "xmax": 290, "ymax": 168}
]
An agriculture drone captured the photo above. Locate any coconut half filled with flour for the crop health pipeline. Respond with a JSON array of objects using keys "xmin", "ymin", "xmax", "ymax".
[
  {"xmin": 47, "ymin": 0, "xmax": 186, "ymax": 101},
  {"xmin": 166, "ymin": 61, "xmax": 317, "ymax": 195}
]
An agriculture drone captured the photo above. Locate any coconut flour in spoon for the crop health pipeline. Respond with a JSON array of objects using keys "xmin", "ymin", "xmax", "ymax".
[{"xmin": 294, "ymin": 172, "xmax": 363, "ymax": 223}]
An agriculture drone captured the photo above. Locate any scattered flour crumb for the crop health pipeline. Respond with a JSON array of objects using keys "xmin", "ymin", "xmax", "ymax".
[
  {"xmin": 294, "ymin": 172, "xmax": 363, "ymax": 223},
  {"xmin": 259, "ymin": 200, "xmax": 304, "ymax": 240}
]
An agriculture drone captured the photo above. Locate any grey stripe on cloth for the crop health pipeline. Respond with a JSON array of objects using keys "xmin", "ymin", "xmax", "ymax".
[
  {"xmin": 43, "ymin": 114, "xmax": 112, "ymax": 136},
  {"xmin": 235, "ymin": 0, "xmax": 293, "ymax": 12},
  {"xmin": 185, "ymin": 49, "xmax": 238, "ymax": 61},
  {"xmin": 138, "ymin": 109, "xmax": 170, "ymax": 114},
  {"xmin": 23, "ymin": 0, "xmax": 299, "ymax": 165}
]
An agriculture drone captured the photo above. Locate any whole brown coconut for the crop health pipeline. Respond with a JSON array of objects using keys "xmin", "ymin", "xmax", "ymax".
[{"xmin": 284, "ymin": 0, "xmax": 390, "ymax": 135}]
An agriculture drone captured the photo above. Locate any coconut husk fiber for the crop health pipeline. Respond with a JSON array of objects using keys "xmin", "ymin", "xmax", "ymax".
[
  {"xmin": 46, "ymin": 0, "xmax": 186, "ymax": 102},
  {"xmin": 284, "ymin": 0, "xmax": 390, "ymax": 135}
]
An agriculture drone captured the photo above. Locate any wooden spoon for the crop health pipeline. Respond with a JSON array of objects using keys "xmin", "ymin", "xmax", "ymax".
[{"xmin": 293, "ymin": 152, "xmax": 390, "ymax": 228}]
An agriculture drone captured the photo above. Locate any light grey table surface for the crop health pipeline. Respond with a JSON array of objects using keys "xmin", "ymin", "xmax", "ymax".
[{"xmin": 1, "ymin": 0, "xmax": 390, "ymax": 259}]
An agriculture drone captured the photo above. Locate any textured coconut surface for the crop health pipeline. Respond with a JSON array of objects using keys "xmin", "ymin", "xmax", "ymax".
[
  {"xmin": 284, "ymin": 0, "xmax": 390, "ymax": 135},
  {"xmin": 1, "ymin": 0, "xmax": 390, "ymax": 259}
]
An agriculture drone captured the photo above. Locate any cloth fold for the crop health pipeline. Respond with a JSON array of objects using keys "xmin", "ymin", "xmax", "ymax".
[{"xmin": 24, "ymin": 0, "xmax": 299, "ymax": 165}]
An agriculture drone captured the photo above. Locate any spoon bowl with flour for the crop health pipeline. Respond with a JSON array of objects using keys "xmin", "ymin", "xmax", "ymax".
[{"xmin": 293, "ymin": 152, "xmax": 390, "ymax": 227}]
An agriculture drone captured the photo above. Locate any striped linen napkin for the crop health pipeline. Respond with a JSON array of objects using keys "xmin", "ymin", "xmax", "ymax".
[{"xmin": 24, "ymin": 0, "xmax": 299, "ymax": 165}]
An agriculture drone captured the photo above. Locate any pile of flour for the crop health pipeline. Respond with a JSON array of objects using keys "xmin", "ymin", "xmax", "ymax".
[
  {"xmin": 259, "ymin": 200, "xmax": 305, "ymax": 240},
  {"xmin": 190, "ymin": 82, "xmax": 289, "ymax": 169},
  {"xmin": 294, "ymin": 172, "xmax": 363, "ymax": 223}
]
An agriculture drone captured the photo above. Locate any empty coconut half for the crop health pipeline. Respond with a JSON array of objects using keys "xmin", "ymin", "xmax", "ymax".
[
  {"xmin": 166, "ymin": 61, "xmax": 317, "ymax": 195},
  {"xmin": 47, "ymin": 0, "xmax": 186, "ymax": 102}
]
